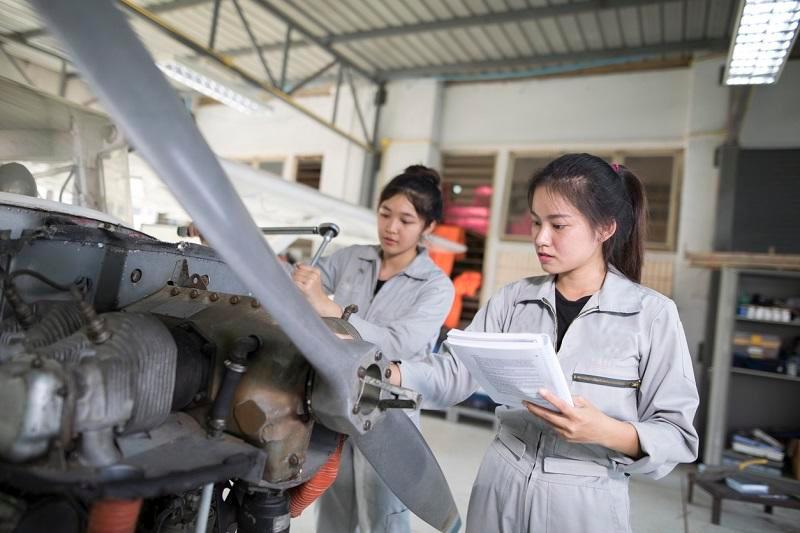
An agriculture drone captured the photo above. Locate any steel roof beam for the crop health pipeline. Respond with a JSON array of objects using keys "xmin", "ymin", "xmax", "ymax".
[
  {"xmin": 0, "ymin": 32, "xmax": 73, "ymax": 64},
  {"xmin": 323, "ymin": 0, "xmax": 666, "ymax": 44},
  {"xmin": 249, "ymin": 0, "xmax": 379, "ymax": 83},
  {"xmin": 213, "ymin": 0, "xmax": 672, "ymax": 59},
  {"xmin": 118, "ymin": 0, "xmax": 374, "ymax": 151},
  {"xmin": 377, "ymin": 38, "xmax": 729, "ymax": 79}
]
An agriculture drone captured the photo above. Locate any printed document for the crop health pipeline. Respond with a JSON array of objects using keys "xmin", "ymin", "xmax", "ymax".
[{"xmin": 446, "ymin": 330, "xmax": 573, "ymax": 411}]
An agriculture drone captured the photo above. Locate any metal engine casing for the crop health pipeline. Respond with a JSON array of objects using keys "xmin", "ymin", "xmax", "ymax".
[
  {"xmin": 0, "ymin": 312, "xmax": 177, "ymax": 465},
  {"xmin": 0, "ymin": 199, "xmax": 388, "ymax": 499}
]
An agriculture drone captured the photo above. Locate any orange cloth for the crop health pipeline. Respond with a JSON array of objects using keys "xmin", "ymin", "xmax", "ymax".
[
  {"xmin": 428, "ymin": 225, "xmax": 466, "ymax": 276},
  {"xmin": 445, "ymin": 271, "xmax": 482, "ymax": 329}
]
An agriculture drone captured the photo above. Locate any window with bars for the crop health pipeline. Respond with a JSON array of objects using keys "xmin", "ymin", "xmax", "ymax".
[
  {"xmin": 502, "ymin": 151, "xmax": 682, "ymax": 250},
  {"xmin": 441, "ymin": 153, "xmax": 496, "ymax": 328}
]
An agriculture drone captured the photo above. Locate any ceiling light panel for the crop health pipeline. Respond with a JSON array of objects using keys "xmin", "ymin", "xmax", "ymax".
[{"xmin": 724, "ymin": 0, "xmax": 800, "ymax": 85}]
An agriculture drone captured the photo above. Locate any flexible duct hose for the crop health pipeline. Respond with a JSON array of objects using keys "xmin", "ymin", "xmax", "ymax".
[
  {"xmin": 288, "ymin": 435, "xmax": 346, "ymax": 518},
  {"xmin": 87, "ymin": 499, "xmax": 142, "ymax": 533}
]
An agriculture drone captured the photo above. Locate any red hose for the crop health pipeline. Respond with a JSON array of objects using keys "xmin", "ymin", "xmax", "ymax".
[
  {"xmin": 87, "ymin": 499, "xmax": 142, "ymax": 533},
  {"xmin": 288, "ymin": 435, "xmax": 346, "ymax": 518}
]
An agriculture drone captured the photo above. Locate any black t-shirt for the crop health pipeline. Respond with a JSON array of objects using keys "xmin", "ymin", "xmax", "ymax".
[
  {"xmin": 374, "ymin": 279, "xmax": 387, "ymax": 296},
  {"xmin": 555, "ymin": 288, "xmax": 591, "ymax": 351}
]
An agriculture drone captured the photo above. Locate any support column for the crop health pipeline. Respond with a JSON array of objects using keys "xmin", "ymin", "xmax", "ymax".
[{"xmin": 376, "ymin": 79, "xmax": 444, "ymax": 193}]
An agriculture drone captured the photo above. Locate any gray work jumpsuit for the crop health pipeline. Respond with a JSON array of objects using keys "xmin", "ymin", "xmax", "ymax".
[
  {"xmin": 402, "ymin": 267, "xmax": 700, "ymax": 533},
  {"xmin": 314, "ymin": 244, "xmax": 455, "ymax": 533}
]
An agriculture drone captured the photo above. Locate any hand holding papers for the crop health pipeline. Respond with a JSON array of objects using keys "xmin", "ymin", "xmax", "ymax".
[{"xmin": 445, "ymin": 330, "xmax": 573, "ymax": 412}]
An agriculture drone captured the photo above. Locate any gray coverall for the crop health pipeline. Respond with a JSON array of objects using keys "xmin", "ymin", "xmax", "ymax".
[
  {"xmin": 314, "ymin": 244, "xmax": 455, "ymax": 533},
  {"xmin": 402, "ymin": 267, "xmax": 700, "ymax": 533}
]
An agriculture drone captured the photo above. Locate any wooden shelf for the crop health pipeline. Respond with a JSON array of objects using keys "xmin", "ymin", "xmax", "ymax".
[
  {"xmin": 735, "ymin": 317, "xmax": 800, "ymax": 328},
  {"xmin": 731, "ymin": 366, "xmax": 800, "ymax": 383}
]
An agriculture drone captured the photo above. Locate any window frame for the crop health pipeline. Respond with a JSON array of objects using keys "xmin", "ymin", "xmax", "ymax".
[
  {"xmin": 617, "ymin": 150, "xmax": 683, "ymax": 251},
  {"xmin": 500, "ymin": 150, "xmax": 683, "ymax": 251}
]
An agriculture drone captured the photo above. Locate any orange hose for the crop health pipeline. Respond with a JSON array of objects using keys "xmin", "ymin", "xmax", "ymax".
[
  {"xmin": 87, "ymin": 499, "xmax": 142, "ymax": 533},
  {"xmin": 288, "ymin": 435, "xmax": 346, "ymax": 518}
]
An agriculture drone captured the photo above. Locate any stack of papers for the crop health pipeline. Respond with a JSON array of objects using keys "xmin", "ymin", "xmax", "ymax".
[{"xmin": 445, "ymin": 330, "xmax": 573, "ymax": 411}]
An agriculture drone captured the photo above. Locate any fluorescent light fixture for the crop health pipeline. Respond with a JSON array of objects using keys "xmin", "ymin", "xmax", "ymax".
[
  {"xmin": 157, "ymin": 59, "xmax": 270, "ymax": 114},
  {"xmin": 724, "ymin": 0, "xmax": 800, "ymax": 85}
]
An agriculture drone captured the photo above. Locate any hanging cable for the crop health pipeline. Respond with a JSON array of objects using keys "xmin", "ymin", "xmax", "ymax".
[{"xmin": 58, "ymin": 166, "xmax": 77, "ymax": 203}]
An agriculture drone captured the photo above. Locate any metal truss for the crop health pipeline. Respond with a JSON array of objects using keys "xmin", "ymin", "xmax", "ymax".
[{"xmin": 117, "ymin": 0, "xmax": 383, "ymax": 153}]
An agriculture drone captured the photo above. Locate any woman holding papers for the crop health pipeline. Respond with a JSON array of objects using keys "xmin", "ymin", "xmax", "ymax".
[
  {"xmin": 292, "ymin": 165, "xmax": 455, "ymax": 533},
  {"xmin": 390, "ymin": 153, "xmax": 699, "ymax": 533}
]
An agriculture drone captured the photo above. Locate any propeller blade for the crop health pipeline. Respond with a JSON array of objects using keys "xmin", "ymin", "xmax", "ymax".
[
  {"xmin": 352, "ymin": 410, "xmax": 461, "ymax": 533},
  {"xmin": 30, "ymin": 0, "xmax": 359, "ymax": 418}
]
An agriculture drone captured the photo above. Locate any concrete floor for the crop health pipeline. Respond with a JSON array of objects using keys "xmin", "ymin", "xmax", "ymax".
[{"xmin": 291, "ymin": 414, "xmax": 799, "ymax": 532}]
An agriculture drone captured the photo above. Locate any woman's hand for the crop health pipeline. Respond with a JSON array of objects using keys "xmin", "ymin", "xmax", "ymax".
[
  {"xmin": 524, "ymin": 389, "xmax": 641, "ymax": 457},
  {"xmin": 292, "ymin": 264, "xmax": 342, "ymax": 318}
]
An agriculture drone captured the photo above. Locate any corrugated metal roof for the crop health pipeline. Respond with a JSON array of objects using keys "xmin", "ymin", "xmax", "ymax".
[{"xmin": 1, "ymin": 0, "xmax": 737, "ymax": 87}]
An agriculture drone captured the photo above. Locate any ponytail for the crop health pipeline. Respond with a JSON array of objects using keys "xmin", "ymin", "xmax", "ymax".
[
  {"xmin": 527, "ymin": 154, "xmax": 647, "ymax": 283},
  {"xmin": 608, "ymin": 164, "xmax": 647, "ymax": 283}
]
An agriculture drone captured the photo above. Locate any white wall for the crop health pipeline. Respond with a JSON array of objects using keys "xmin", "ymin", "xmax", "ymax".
[
  {"xmin": 441, "ymin": 69, "xmax": 690, "ymax": 146},
  {"xmin": 195, "ymin": 85, "xmax": 376, "ymax": 205}
]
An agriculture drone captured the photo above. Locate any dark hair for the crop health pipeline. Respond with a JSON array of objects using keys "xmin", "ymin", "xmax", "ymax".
[
  {"xmin": 526, "ymin": 153, "xmax": 647, "ymax": 283},
  {"xmin": 378, "ymin": 165, "xmax": 443, "ymax": 227}
]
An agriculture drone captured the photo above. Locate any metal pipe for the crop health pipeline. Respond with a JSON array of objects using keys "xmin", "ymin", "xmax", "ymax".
[
  {"xmin": 279, "ymin": 24, "xmax": 291, "ymax": 90},
  {"xmin": 258, "ymin": 223, "xmax": 339, "ymax": 266},
  {"xmin": 309, "ymin": 231, "xmax": 334, "ymax": 268},
  {"xmin": 359, "ymin": 82, "xmax": 386, "ymax": 208},
  {"xmin": 331, "ymin": 65, "xmax": 343, "ymax": 124},
  {"xmin": 207, "ymin": 0, "xmax": 221, "ymax": 50},
  {"xmin": 208, "ymin": 335, "xmax": 258, "ymax": 437},
  {"xmin": 260, "ymin": 222, "xmax": 339, "ymax": 236},
  {"xmin": 345, "ymin": 67, "xmax": 370, "ymax": 144},
  {"xmin": 288, "ymin": 59, "xmax": 336, "ymax": 95},
  {"xmin": 259, "ymin": 225, "xmax": 327, "ymax": 236},
  {"xmin": 194, "ymin": 483, "xmax": 214, "ymax": 533}
]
